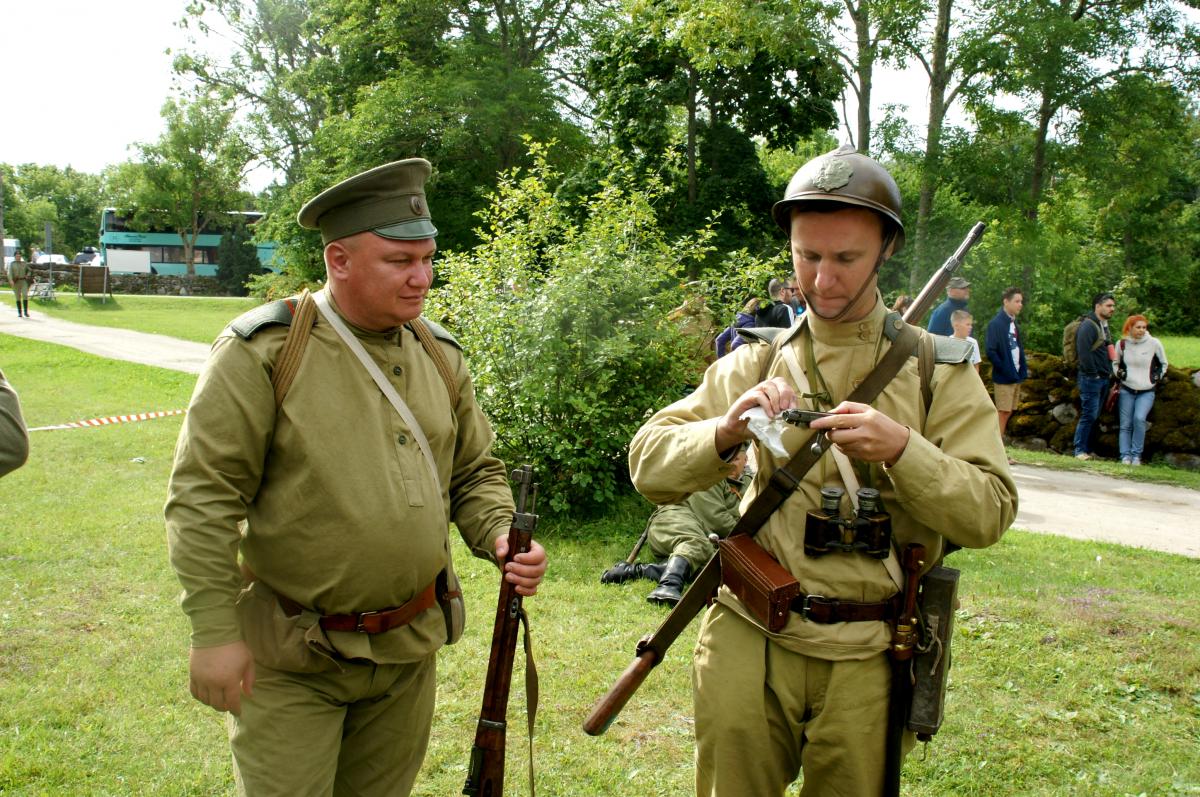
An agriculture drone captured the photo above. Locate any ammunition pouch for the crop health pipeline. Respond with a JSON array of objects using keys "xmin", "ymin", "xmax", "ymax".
[
  {"xmin": 718, "ymin": 534, "xmax": 800, "ymax": 633},
  {"xmin": 907, "ymin": 565, "xmax": 960, "ymax": 739}
]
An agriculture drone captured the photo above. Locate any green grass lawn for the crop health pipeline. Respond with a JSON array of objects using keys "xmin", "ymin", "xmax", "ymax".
[
  {"xmin": 1159, "ymin": 335, "xmax": 1200, "ymax": 370},
  {"xmin": 1, "ymin": 337, "xmax": 1197, "ymax": 796},
  {"xmin": 17, "ymin": 291, "xmax": 263, "ymax": 344}
]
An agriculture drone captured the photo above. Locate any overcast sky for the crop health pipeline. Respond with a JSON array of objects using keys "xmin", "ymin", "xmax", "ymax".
[
  {"xmin": 5, "ymin": 1, "xmax": 192, "ymax": 174},
  {"xmin": 5, "ymin": 0, "xmax": 945, "ymax": 193}
]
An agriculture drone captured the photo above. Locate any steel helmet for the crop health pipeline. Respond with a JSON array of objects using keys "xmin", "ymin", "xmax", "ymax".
[{"xmin": 771, "ymin": 145, "xmax": 905, "ymax": 254}]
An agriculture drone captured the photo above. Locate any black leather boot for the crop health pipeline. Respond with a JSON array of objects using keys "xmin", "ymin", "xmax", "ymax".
[
  {"xmin": 22, "ymin": 301, "xmax": 29, "ymax": 317},
  {"xmin": 646, "ymin": 556, "xmax": 690, "ymax": 606},
  {"xmin": 600, "ymin": 561, "xmax": 665, "ymax": 584}
]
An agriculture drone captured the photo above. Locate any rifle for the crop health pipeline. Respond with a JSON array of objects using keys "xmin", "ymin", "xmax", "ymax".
[
  {"xmin": 463, "ymin": 465, "xmax": 539, "ymax": 797},
  {"xmin": 582, "ymin": 222, "xmax": 987, "ymax": 738}
]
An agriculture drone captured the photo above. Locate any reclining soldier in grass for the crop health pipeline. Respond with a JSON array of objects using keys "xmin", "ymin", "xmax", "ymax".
[{"xmin": 601, "ymin": 449, "xmax": 750, "ymax": 606}]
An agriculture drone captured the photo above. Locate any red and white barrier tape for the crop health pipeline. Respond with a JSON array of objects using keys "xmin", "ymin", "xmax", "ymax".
[{"xmin": 28, "ymin": 409, "xmax": 187, "ymax": 432}]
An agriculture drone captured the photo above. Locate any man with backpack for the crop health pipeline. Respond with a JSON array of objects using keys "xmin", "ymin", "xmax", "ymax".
[{"xmin": 1069, "ymin": 292, "xmax": 1117, "ymax": 460}]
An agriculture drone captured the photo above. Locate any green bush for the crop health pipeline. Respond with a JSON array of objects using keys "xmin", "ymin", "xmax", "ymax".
[{"xmin": 427, "ymin": 144, "xmax": 715, "ymax": 516}]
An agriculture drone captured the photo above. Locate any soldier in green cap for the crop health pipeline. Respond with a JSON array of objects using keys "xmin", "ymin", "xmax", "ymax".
[
  {"xmin": 627, "ymin": 145, "xmax": 1016, "ymax": 795},
  {"xmin": 165, "ymin": 158, "xmax": 547, "ymax": 796}
]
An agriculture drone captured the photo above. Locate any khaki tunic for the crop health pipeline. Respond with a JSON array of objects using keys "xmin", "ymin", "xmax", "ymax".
[
  {"xmin": 7, "ymin": 260, "xmax": 31, "ymax": 300},
  {"xmin": 629, "ymin": 297, "xmax": 1017, "ymax": 661},
  {"xmin": 165, "ymin": 289, "xmax": 514, "ymax": 664},
  {"xmin": 0, "ymin": 370, "xmax": 30, "ymax": 477}
]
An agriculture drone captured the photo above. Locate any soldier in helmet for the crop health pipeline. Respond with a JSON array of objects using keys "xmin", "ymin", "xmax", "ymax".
[
  {"xmin": 628, "ymin": 146, "xmax": 1016, "ymax": 795},
  {"xmin": 165, "ymin": 158, "xmax": 547, "ymax": 796}
]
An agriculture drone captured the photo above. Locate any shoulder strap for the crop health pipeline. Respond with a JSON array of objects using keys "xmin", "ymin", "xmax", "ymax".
[
  {"xmin": 270, "ymin": 290, "xmax": 318, "ymax": 410},
  {"xmin": 268, "ymin": 293, "xmax": 461, "ymax": 410},
  {"xmin": 917, "ymin": 328, "xmax": 934, "ymax": 414},
  {"xmin": 732, "ymin": 317, "xmax": 921, "ymax": 540},
  {"xmin": 409, "ymin": 318, "xmax": 460, "ymax": 406}
]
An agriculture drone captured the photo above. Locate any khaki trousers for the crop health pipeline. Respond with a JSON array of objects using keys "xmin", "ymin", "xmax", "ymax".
[
  {"xmin": 228, "ymin": 654, "xmax": 437, "ymax": 797},
  {"xmin": 11, "ymin": 280, "xmax": 29, "ymax": 301},
  {"xmin": 647, "ymin": 503, "xmax": 718, "ymax": 572},
  {"xmin": 693, "ymin": 604, "xmax": 906, "ymax": 796}
]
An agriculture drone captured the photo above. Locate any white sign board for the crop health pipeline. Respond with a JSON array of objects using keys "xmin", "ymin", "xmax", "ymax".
[{"xmin": 107, "ymin": 249, "xmax": 153, "ymax": 273}]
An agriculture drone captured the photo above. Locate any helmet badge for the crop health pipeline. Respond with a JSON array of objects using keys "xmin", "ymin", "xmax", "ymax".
[{"xmin": 811, "ymin": 158, "xmax": 854, "ymax": 192}]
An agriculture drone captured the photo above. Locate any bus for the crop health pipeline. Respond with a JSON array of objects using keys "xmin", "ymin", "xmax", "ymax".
[{"xmin": 98, "ymin": 208, "xmax": 279, "ymax": 277}]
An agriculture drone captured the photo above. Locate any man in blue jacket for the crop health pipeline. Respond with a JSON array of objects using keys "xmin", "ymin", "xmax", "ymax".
[
  {"xmin": 926, "ymin": 275, "xmax": 970, "ymax": 335},
  {"xmin": 1072, "ymin": 292, "xmax": 1117, "ymax": 460},
  {"xmin": 985, "ymin": 287, "xmax": 1028, "ymax": 442}
]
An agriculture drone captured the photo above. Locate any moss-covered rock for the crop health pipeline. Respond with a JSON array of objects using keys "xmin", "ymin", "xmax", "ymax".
[{"xmin": 982, "ymin": 351, "xmax": 1199, "ymax": 459}]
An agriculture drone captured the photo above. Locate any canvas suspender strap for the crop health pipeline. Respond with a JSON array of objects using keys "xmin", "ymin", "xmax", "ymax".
[
  {"xmin": 271, "ymin": 289, "xmax": 319, "ymax": 410},
  {"xmin": 730, "ymin": 317, "xmax": 921, "ymax": 540},
  {"xmin": 270, "ymin": 293, "xmax": 459, "ymax": 411},
  {"xmin": 409, "ymin": 318, "xmax": 460, "ymax": 406},
  {"xmin": 779, "ymin": 328, "xmax": 906, "ymax": 591},
  {"xmin": 313, "ymin": 290, "xmax": 446, "ymax": 502}
]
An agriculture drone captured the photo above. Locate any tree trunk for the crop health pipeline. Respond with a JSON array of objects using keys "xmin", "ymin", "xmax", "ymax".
[
  {"xmin": 851, "ymin": 0, "xmax": 874, "ymax": 152},
  {"xmin": 911, "ymin": 0, "xmax": 952, "ymax": 292},
  {"xmin": 1027, "ymin": 88, "xmax": 1055, "ymax": 222}
]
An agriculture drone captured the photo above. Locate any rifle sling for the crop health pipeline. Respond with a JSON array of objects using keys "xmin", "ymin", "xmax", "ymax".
[{"xmin": 638, "ymin": 318, "xmax": 921, "ymax": 659}]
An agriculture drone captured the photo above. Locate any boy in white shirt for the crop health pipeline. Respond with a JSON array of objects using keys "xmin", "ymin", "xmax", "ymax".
[{"xmin": 951, "ymin": 309, "xmax": 981, "ymax": 374}]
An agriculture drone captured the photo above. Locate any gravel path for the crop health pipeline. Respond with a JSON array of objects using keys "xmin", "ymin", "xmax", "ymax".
[{"xmin": 5, "ymin": 306, "xmax": 1197, "ymax": 557}]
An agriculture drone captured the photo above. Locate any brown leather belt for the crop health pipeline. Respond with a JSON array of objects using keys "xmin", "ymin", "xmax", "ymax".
[
  {"xmin": 790, "ymin": 593, "xmax": 899, "ymax": 624},
  {"xmin": 278, "ymin": 581, "xmax": 441, "ymax": 634}
]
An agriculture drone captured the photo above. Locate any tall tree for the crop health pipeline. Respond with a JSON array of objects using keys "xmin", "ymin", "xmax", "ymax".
[
  {"xmin": 109, "ymin": 93, "xmax": 252, "ymax": 276},
  {"xmin": 586, "ymin": 0, "xmax": 840, "ymax": 249},
  {"xmin": 981, "ymin": 0, "xmax": 1200, "ymax": 225},
  {"xmin": 829, "ymin": 0, "xmax": 926, "ymax": 153},
  {"xmin": 897, "ymin": 0, "xmax": 1002, "ymax": 289},
  {"xmin": 176, "ymin": 0, "xmax": 330, "ymax": 182}
]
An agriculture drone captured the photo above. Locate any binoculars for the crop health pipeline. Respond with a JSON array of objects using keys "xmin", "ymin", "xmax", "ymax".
[{"xmin": 804, "ymin": 486, "xmax": 892, "ymax": 559}]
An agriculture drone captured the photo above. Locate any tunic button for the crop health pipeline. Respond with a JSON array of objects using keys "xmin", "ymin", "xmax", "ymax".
[
  {"xmin": 393, "ymin": 366, "xmax": 403, "ymax": 376},
  {"xmin": 397, "ymin": 434, "xmax": 408, "ymax": 445}
]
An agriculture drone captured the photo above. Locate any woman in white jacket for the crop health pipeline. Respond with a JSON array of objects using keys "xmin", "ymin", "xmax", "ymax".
[{"xmin": 1116, "ymin": 314, "xmax": 1169, "ymax": 466}]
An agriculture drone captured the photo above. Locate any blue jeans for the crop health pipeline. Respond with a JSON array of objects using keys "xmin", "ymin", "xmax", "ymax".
[
  {"xmin": 1073, "ymin": 373, "xmax": 1108, "ymax": 455},
  {"xmin": 1118, "ymin": 387, "xmax": 1156, "ymax": 461}
]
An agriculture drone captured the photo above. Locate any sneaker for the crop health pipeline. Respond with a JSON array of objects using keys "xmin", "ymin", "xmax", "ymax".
[
  {"xmin": 1075, "ymin": 453, "xmax": 1092, "ymax": 461},
  {"xmin": 1131, "ymin": 458, "xmax": 1142, "ymax": 467},
  {"xmin": 1120, "ymin": 457, "xmax": 1132, "ymax": 465}
]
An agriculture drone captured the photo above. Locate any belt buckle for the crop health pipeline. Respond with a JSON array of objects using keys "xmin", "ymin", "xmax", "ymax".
[
  {"xmin": 355, "ymin": 610, "xmax": 381, "ymax": 633},
  {"xmin": 799, "ymin": 594, "xmax": 825, "ymax": 621}
]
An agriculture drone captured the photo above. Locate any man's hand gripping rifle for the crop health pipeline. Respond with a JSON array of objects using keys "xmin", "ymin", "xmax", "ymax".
[{"xmin": 463, "ymin": 465, "xmax": 539, "ymax": 797}]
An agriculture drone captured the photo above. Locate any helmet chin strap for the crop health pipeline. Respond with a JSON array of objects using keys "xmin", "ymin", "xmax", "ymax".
[{"xmin": 794, "ymin": 230, "xmax": 896, "ymax": 324}]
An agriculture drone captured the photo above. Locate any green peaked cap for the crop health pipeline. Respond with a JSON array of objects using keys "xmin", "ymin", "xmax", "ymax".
[{"xmin": 297, "ymin": 158, "xmax": 439, "ymax": 245}]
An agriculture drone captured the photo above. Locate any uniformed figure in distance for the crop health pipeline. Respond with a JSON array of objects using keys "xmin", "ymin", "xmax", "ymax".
[
  {"xmin": 165, "ymin": 158, "xmax": 547, "ymax": 797},
  {"xmin": 628, "ymin": 146, "xmax": 1017, "ymax": 796}
]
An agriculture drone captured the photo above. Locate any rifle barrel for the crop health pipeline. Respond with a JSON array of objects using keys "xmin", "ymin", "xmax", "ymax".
[{"xmin": 903, "ymin": 221, "xmax": 986, "ymax": 325}]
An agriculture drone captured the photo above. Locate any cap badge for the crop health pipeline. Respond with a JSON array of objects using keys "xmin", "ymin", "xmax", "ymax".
[
  {"xmin": 811, "ymin": 159, "xmax": 853, "ymax": 192},
  {"xmin": 410, "ymin": 196, "xmax": 425, "ymax": 215}
]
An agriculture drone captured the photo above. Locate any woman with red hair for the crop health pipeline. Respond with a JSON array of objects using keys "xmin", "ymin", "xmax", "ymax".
[{"xmin": 1116, "ymin": 314, "xmax": 1169, "ymax": 465}]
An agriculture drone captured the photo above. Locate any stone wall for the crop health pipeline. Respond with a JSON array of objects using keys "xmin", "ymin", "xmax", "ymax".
[
  {"xmin": 28, "ymin": 264, "xmax": 224, "ymax": 297},
  {"xmin": 982, "ymin": 352, "xmax": 1200, "ymax": 466}
]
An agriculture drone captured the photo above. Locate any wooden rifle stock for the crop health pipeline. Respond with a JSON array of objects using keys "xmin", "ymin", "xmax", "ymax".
[
  {"xmin": 582, "ymin": 648, "xmax": 658, "ymax": 736},
  {"xmin": 463, "ymin": 465, "xmax": 539, "ymax": 797}
]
